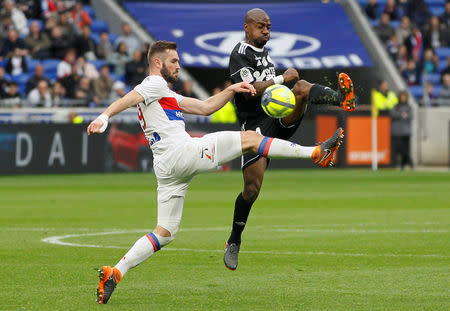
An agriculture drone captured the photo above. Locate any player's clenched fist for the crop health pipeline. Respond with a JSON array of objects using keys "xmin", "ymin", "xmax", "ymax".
[
  {"xmin": 282, "ymin": 68, "xmax": 299, "ymax": 83},
  {"xmin": 87, "ymin": 113, "xmax": 109, "ymax": 135}
]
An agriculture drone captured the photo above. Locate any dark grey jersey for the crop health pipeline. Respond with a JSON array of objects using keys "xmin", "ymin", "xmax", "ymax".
[{"xmin": 229, "ymin": 41, "xmax": 276, "ymax": 122}]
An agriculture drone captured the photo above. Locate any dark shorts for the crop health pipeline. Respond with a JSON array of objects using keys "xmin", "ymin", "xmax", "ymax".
[{"xmin": 241, "ymin": 114, "xmax": 301, "ymax": 170}]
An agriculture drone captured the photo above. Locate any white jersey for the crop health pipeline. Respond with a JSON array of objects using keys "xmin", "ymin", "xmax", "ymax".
[{"xmin": 133, "ymin": 75, "xmax": 189, "ymax": 160}]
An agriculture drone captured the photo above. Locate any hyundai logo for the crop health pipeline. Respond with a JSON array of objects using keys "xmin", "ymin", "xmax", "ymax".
[{"xmin": 194, "ymin": 31, "xmax": 321, "ymax": 57}]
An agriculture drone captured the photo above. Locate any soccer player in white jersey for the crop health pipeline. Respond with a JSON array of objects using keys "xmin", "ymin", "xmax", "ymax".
[{"xmin": 87, "ymin": 41, "xmax": 344, "ymax": 304}]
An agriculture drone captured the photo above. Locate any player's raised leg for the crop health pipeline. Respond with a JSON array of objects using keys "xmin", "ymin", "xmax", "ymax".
[
  {"xmin": 282, "ymin": 73, "xmax": 356, "ymax": 126},
  {"xmin": 239, "ymin": 128, "xmax": 343, "ymax": 164}
]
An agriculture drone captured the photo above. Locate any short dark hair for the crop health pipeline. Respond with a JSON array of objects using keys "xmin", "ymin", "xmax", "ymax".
[{"xmin": 147, "ymin": 41, "xmax": 177, "ymax": 65}]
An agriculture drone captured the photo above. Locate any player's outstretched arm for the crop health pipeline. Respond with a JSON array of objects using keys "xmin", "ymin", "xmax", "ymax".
[
  {"xmin": 179, "ymin": 82, "xmax": 255, "ymax": 116},
  {"xmin": 87, "ymin": 90, "xmax": 144, "ymax": 135},
  {"xmin": 246, "ymin": 68, "xmax": 299, "ymax": 97}
]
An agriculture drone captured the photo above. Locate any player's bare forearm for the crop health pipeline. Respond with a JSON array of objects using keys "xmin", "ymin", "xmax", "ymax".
[
  {"xmin": 253, "ymin": 80, "xmax": 275, "ymax": 96},
  {"xmin": 87, "ymin": 91, "xmax": 144, "ymax": 135},
  {"xmin": 103, "ymin": 91, "xmax": 143, "ymax": 118},
  {"xmin": 246, "ymin": 68, "xmax": 298, "ymax": 98},
  {"xmin": 204, "ymin": 82, "xmax": 256, "ymax": 114},
  {"xmin": 180, "ymin": 82, "xmax": 255, "ymax": 116}
]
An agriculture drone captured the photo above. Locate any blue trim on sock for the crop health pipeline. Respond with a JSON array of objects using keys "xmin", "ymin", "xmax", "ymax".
[
  {"xmin": 258, "ymin": 137, "xmax": 269, "ymax": 156},
  {"xmin": 148, "ymin": 232, "xmax": 161, "ymax": 250}
]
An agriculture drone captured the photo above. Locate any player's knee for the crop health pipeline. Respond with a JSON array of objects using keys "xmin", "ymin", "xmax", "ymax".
[
  {"xmin": 241, "ymin": 130, "xmax": 263, "ymax": 154},
  {"xmin": 154, "ymin": 233, "xmax": 175, "ymax": 247},
  {"xmin": 292, "ymin": 80, "xmax": 312, "ymax": 99},
  {"xmin": 154, "ymin": 224, "xmax": 179, "ymax": 246}
]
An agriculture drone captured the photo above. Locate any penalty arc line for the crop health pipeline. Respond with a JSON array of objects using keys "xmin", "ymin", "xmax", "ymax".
[{"xmin": 41, "ymin": 229, "xmax": 449, "ymax": 259}]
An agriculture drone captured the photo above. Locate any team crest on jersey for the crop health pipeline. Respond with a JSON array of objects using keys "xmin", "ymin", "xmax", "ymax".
[{"xmin": 240, "ymin": 68, "xmax": 254, "ymax": 83}]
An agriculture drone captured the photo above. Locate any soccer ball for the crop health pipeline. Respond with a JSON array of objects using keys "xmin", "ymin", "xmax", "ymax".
[{"xmin": 261, "ymin": 84, "xmax": 295, "ymax": 118}]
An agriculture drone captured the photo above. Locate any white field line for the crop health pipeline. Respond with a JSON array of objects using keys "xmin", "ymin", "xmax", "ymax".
[
  {"xmin": 272, "ymin": 229, "xmax": 448, "ymax": 233},
  {"xmin": 41, "ymin": 229, "xmax": 449, "ymax": 259},
  {"xmin": 1, "ymin": 222, "xmax": 444, "ymax": 232}
]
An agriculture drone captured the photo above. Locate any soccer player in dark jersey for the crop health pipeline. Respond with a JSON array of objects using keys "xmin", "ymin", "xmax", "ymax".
[{"xmin": 223, "ymin": 8, "xmax": 356, "ymax": 270}]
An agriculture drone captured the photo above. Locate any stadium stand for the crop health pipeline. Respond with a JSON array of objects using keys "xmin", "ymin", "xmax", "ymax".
[
  {"xmin": 359, "ymin": 0, "xmax": 449, "ymax": 105},
  {"xmin": 0, "ymin": 1, "xmax": 132, "ymax": 108},
  {"xmin": 0, "ymin": 0, "xmax": 447, "ymax": 108}
]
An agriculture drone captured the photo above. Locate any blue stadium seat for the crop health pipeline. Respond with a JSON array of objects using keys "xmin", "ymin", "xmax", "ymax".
[
  {"xmin": 409, "ymin": 85, "xmax": 424, "ymax": 99},
  {"xmin": 438, "ymin": 60, "xmax": 448, "ymax": 72},
  {"xmin": 91, "ymin": 32, "xmax": 100, "ymax": 44},
  {"xmin": 17, "ymin": 83, "xmax": 26, "ymax": 96},
  {"xmin": 433, "ymin": 85, "xmax": 442, "ymax": 96},
  {"xmin": 27, "ymin": 59, "xmax": 41, "ymax": 73},
  {"xmin": 42, "ymin": 59, "xmax": 60, "ymax": 71},
  {"xmin": 424, "ymin": 72, "xmax": 441, "ymax": 84},
  {"xmin": 12, "ymin": 73, "xmax": 32, "ymax": 95},
  {"xmin": 425, "ymin": 0, "xmax": 445, "ymax": 5},
  {"xmin": 435, "ymin": 48, "xmax": 450, "ymax": 61},
  {"xmin": 91, "ymin": 20, "xmax": 108, "ymax": 33},
  {"xmin": 109, "ymin": 33, "xmax": 119, "ymax": 44},
  {"xmin": 84, "ymin": 5, "xmax": 96, "ymax": 19},
  {"xmin": 46, "ymin": 71, "xmax": 57, "ymax": 81},
  {"xmin": 390, "ymin": 20, "xmax": 400, "ymax": 28},
  {"xmin": 90, "ymin": 59, "xmax": 107, "ymax": 70},
  {"xmin": 429, "ymin": 7, "xmax": 444, "ymax": 16},
  {"xmin": 13, "ymin": 72, "xmax": 32, "ymax": 84},
  {"xmin": 110, "ymin": 73, "xmax": 125, "ymax": 83}
]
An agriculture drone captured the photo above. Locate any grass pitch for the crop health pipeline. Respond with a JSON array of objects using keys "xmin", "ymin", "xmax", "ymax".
[{"xmin": 0, "ymin": 169, "xmax": 449, "ymax": 310}]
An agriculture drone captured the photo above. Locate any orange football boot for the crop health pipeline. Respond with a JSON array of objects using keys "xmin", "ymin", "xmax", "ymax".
[
  {"xmin": 338, "ymin": 73, "xmax": 356, "ymax": 112},
  {"xmin": 312, "ymin": 128, "xmax": 344, "ymax": 167},
  {"xmin": 96, "ymin": 266, "xmax": 122, "ymax": 304}
]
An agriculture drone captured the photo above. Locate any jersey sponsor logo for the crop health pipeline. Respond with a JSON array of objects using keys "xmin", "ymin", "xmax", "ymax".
[
  {"xmin": 159, "ymin": 97, "xmax": 184, "ymax": 121},
  {"xmin": 240, "ymin": 68, "xmax": 254, "ymax": 83},
  {"xmin": 253, "ymin": 67, "xmax": 276, "ymax": 82}
]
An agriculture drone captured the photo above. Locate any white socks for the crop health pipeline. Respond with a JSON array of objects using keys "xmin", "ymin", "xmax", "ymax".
[
  {"xmin": 258, "ymin": 137, "xmax": 316, "ymax": 159},
  {"xmin": 115, "ymin": 233, "xmax": 161, "ymax": 276}
]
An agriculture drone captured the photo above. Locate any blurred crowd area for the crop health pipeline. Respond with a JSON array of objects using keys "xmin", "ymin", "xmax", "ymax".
[
  {"xmin": 0, "ymin": 0, "xmax": 237, "ymax": 121},
  {"xmin": 362, "ymin": 0, "xmax": 450, "ymax": 107},
  {"xmin": 0, "ymin": 0, "xmax": 447, "ymax": 111},
  {"xmin": 0, "ymin": 0, "xmax": 152, "ymax": 108}
]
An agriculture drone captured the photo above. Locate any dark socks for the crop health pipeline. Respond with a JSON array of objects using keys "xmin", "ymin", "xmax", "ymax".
[
  {"xmin": 308, "ymin": 84, "xmax": 342, "ymax": 106},
  {"xmin": 228, "ymin": 193, "xmax": 253, "ymax": 245}
]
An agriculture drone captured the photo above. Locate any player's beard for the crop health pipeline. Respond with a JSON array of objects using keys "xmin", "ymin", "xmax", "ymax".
[
  {"xmin": 254, "ymin": 35, "xmax": 269, "ymax": 48},
  {"xmin": 161, "ymin": 63, "xmax": 177, "ymax": 83}
]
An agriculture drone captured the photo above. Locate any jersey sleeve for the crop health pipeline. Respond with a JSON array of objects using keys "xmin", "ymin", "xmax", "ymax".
[
  {"xmin": 133, "ymin": 77, "xmax": 166, "ymax": 105},
  {"xmin": 229, "ymin": 49, "xmax": 255, "ymax": 84},
  {"xmin": 173, "ymin": 91, "xmax": 184, "ymax": 104}
]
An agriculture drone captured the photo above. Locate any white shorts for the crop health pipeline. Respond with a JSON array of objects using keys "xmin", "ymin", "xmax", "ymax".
[{"xmin": 153, "ymin": 131, "xmax": 242, "ymax": 232}]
